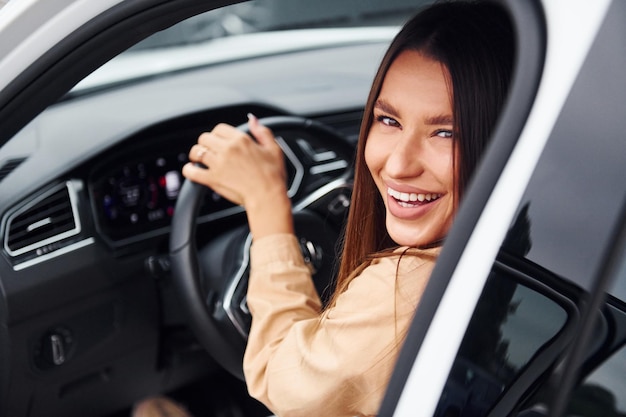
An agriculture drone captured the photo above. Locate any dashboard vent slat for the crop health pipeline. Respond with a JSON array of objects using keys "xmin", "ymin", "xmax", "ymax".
[{"xmin": 5, "ymin": 183, "xmax": 80, "ymax": 256}]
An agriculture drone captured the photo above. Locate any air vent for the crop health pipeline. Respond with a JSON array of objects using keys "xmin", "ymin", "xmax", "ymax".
[
  {"xmin": 5, "ymin": 182, "xmax": 81, "ymax": 257},
  {"xmin": 0, "ymin": 158, "xmax": 26, "ymax": 183}
]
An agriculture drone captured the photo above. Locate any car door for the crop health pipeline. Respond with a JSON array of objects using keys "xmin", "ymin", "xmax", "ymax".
[{"xmin": 381, "ymin": 0, "xmax": 626, "ymax": 416}]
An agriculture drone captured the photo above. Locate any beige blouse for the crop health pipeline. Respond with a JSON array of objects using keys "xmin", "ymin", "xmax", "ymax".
[{"xmin": 243, "ymin": 234, "xmax": 440, "ymax": 417}]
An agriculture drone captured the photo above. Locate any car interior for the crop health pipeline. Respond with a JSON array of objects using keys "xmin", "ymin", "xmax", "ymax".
[
  {"xmin": 0, "ymin": 1, "xmax": 431, "ymax": 416},
  {"xmin": 1, "ymin": 0, "xmax": 626, "ymax": 416}
]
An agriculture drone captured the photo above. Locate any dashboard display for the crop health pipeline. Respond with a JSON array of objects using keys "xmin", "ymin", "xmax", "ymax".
[
  {"xmin": 89, "ymin": 136, "xmax": 298, "ymax": 244},
  {"xmin": 101, "ymin": 153, "xmax": 186, "ymax": 225},
  {"xmin": 90, "ymin": 145, "xmax": 238, "ymax": 243}
]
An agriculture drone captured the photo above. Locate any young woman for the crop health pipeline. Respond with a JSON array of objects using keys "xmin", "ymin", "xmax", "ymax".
[{"xmin": 134, "ymin": 1, "xmax": 514, "ymax": 416}]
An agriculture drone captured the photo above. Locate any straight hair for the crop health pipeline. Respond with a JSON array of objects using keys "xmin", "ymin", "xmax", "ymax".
[{"xmin": 332, "ymin": 1, "xmax": 515, "ymax": 299}]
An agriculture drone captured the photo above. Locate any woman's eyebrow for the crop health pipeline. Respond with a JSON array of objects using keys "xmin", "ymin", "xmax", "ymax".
[
  {"xmin": 374, "ymin": 99, "xmax": 400, "ymax": 117},
  {"xmin": 375, "ymin": 99, "xmax": 453, "ymax": 125},
  {"xmin": 425, "ymin": 115, "xmax": 454, "ymax": 126}
]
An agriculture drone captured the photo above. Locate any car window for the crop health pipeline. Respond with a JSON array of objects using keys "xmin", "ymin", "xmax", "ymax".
[
  {"xmin": 434, "ymin": 259, "xmax": 579, "ymax": 417},
  {"xmin": 131, "ymin": 0, "xmax": 429, "ymax": 49},
  {"xmin": 570, "ymin": 343, "xmax": 626, "ymax": 415},
  {"xmin": 69, "ymin": 0, "xmax": 431, "ymax": 97},
  {"xmin": 567, "ymin": 332, "xmax": 626, "ymax": 416},
  {"xmin": 563, "ymin": 254, "xmax": 626, "ymax": 416},
  {"xmin": 521, "ymin": 253, "xmax": 626, "ymax": 417}
]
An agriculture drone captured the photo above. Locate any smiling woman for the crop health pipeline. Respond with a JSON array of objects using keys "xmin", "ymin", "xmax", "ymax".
[{"xmin": 152, "ymin": 2, "xmax": 516, "ymax": 417}]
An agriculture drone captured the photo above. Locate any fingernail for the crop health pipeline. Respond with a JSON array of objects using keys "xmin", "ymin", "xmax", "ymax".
[{"xmin": 247, "ymin": 113, "xmax": 257, "ymax": 123}]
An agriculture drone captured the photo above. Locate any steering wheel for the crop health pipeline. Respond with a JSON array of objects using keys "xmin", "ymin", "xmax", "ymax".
[{"xmin": 169, "ymin": 116, "xmax": 353, "ymax": 379}]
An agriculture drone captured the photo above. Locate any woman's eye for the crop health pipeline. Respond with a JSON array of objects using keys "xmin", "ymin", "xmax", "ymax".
[
  {"xmin": 435, "ymin": 129, "xmax": 453, "ymax": 138},
  {"xmin": 376, "ymin": 115, "xmax": 400, "ymax": 128}
]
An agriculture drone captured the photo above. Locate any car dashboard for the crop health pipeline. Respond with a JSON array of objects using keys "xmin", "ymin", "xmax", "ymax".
[{"xmin": 0, "ymin": 28, "xmax": 392, "ymax": 417}]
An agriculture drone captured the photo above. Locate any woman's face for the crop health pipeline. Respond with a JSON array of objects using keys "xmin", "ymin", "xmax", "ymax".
[{"xmin": 365, "ymin": 50, "xmax": 456, "ymax": 247}]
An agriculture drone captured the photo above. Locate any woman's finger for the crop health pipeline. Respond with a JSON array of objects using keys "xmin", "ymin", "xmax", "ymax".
[
  {"xmin": 204, "ymin": 123, "xmax": 249, "ymax": 146},
  {"xmin": 181, "ymin": 162, "xmax": 208, "ymax": 183},
  {"xmin": 181, "ymin": 162, "xmax": 243, "ymax": 206},
  {"xmin": 189, "ymin": 144, "xmax": 210, "ymax": 163},
  {"xmin": 247, "ymin": 113, "xmax": 276, "ymax": 146}
]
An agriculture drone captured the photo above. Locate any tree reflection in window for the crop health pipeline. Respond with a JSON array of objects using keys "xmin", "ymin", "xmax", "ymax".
[{"xmin": 434, "ymin": 264, "xmax": 573, "ymax": 417}]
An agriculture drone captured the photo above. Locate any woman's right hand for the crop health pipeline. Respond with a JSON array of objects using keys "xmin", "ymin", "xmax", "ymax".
[{"xmin": 182, "ymin": 114, "xmax": 294, "ymax": 238}]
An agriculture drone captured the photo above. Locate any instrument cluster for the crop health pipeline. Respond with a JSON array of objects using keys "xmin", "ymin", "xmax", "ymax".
[{"xmin": 89, "ymin": 136, "xmax": 298, "ymax": 245}]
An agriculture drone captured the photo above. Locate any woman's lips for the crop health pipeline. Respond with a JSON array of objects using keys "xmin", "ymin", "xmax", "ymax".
[{"xmin": 386, "ymin": 186, "xmax": 442, "ymax": 219}]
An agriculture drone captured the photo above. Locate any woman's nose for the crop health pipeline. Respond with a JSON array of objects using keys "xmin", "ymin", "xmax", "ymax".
[{"xmin": 385, "ymin": 133, "xmax": 425, "ymax": 178}]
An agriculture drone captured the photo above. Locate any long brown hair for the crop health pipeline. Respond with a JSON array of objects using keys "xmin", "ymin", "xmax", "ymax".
[{"xmin": 334, "ymin": 1, "xmax": 515, "ymax": 294}]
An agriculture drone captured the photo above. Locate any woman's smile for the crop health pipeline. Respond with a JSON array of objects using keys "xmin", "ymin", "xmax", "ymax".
[
  {"xmin": 386, "ymin": 184, "xmax": 444, "ymax": 219},
  {"xmin": 387, "ymin": 186, "xmax": 443, "ymax": 206}
]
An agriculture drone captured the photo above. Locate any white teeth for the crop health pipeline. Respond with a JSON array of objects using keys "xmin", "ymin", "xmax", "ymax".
[{"xmin": 387, "ymin": 187, "xmax": 442, "ymax": 204}]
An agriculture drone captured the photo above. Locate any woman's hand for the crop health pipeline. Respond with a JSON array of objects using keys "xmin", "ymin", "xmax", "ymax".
[{"xmin": 182, "ymin": 114, "xmax": 294, "ymax": 238}]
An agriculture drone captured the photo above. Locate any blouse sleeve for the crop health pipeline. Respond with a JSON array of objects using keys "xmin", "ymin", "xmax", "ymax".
[{"xmin": 243, "ymin": 234, "xmax": 438, "ymax": 417}]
